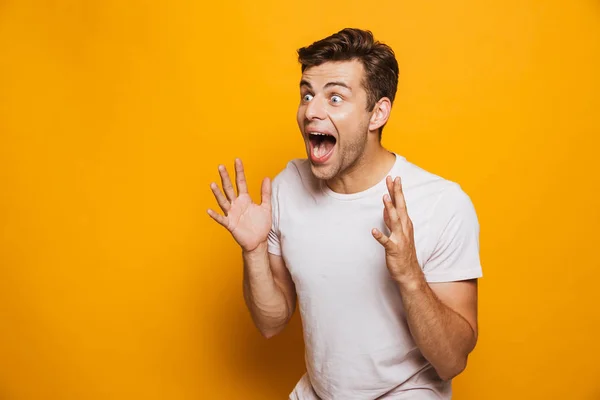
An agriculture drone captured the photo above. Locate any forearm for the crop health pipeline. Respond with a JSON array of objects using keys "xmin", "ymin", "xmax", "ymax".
[
  {"xmin": 397, "ymin": 273, "xmax": 476, "ymax": 380},
  {"xmin": 242, "ymin": 242, "xmax": 291, "ymax": 337}
]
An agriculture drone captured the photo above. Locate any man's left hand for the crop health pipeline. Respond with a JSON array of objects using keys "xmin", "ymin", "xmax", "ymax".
[{"xmin": 372, "ymin": 176, "xmax": 423, "ymax": 284}]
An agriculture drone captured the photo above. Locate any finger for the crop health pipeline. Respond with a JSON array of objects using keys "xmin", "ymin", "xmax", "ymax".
[
  {"xmin": 386, "ymin": 176, "xmax": 395, "ymax": 206},
  {"xmin": 372, "ymin": 228, "xmax": 393, "ymax": 250},
  {"xmin": 394, "ymin": 177, "xmax": 409, "ymax": 226},
  {"xmin": 394, "ymin": 177, "xmax": 407, "ymax": 211},
  {"xmin": 260, "ymin": 177, "xmax": 271, "ymax": 208},
  {"xmin": 383, "ymin": 194, "xmax": 402, "ymax": 233},
  {"xmin": 383, "ymin": 206, "xmax": 391, "ymax": 231},
  {"xmin": 218, "ymin": 165, "xmax": 236, "ymax": 201},
  {"xmin": 235, "ymin": 158, "xmax": 249, "ymax": 194},
  {"xmin": 210, "ymin": 182, "xmax": 231, "ymax": 214},
  {"xmin": 207, "ymin": 208, "xmax": 229, "ymax": 229}
]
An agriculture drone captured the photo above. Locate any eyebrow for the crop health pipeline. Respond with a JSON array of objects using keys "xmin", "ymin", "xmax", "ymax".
[
  {"xmin": 300, "ymin": 80, "xmax": 352, "ymax": 92},
  {"xmin": 300, "ymin": 79, "xmax": 312, "ymax": 89},
  {"xmin": 325, "ymin": 81, "xmax": 352, "ymax": 91}
]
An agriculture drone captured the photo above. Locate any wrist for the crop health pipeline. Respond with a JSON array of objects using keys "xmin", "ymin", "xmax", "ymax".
[
  {"xmin": 393, "ymin": 265, "xmax": 426, "ymax": 292},
  {"xmin": 242, "ymin": 241, "xmax": 268, "ymax": 258}
]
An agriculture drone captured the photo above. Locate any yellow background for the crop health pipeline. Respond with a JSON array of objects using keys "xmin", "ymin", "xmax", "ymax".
[{"xmin": 1, "ymin": 0, "xmax": 599, "ymax": 399}]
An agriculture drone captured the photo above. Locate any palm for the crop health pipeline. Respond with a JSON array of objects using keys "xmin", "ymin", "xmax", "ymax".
[
  {"xmin": 208, "ymin": 159, "xmax": 273, "ymax": 253},
  {"xmin": 226, "ymin": 193, "xmax": 272, "ymax": 251}
]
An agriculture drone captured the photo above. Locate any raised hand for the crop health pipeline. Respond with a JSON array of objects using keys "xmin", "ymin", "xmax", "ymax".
[
  {"xmin": 207, "ymin": 158, "xmax": 272, "ymax": 253},
  {"xmin": 372, "ymin": 176, "xmax": 421, "ymax": 283}
]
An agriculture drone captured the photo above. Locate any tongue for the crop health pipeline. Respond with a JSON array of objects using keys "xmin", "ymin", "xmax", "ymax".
[{"xmin": 313, "ymin": 140, "xmax": 334, "ymax": 159}]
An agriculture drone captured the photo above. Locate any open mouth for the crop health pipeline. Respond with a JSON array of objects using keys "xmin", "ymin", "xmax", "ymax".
[{"xmin": 308, "ymin": 132, "xmax": 337, "ymax": 162}]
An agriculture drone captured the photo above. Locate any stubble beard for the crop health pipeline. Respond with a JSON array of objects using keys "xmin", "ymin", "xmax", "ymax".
[{"xmin": 310, "ymin": 127, "xmax": 369, "ymax": 182}]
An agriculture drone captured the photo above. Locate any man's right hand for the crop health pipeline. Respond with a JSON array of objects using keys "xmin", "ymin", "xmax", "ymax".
[{"xmin": 207, "ymin": 158, "xmax": 272, "ymax": 253}]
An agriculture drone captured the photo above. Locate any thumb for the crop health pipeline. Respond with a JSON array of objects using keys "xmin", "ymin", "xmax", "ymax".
[
  {"xmin": 372, "ymin": 228, "xmax": 393, "ymax": 250},
  {"xmin": 261, "ymin": 177, "xmax": 271, "ymax": 207}
]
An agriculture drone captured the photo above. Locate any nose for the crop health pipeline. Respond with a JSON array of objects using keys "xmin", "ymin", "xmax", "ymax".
[{"xmin": 304, "ymin": 95, "xmax": 326, "ymax": 121}]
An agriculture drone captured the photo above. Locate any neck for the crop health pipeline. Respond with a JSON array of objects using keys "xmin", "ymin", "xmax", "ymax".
[{"xmin": 326, "ymin": 141, "xmax": 396, "ymax": 195}]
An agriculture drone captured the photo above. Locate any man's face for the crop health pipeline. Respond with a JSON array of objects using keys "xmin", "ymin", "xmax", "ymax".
[{"xmin": 297, "ymin": 60, "xmax": 374, "ymax": 181}]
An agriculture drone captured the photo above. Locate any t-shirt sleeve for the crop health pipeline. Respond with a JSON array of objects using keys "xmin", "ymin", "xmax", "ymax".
[
  {"xmin": 423, "ymin": 184, "xmax": 483, "ymax": 283},
  {"xmin": 267, "ymin": 177, "xmax": 282, "ymax": 256}
]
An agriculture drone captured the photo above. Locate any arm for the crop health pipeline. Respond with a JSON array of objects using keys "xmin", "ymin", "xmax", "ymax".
[
  {"xmin": 396, "ymin": 275, "xmax": 478, "ymax": 380},
  {"xmin": 207, "ymin": 158, "xmax": 296, "ymax": 339},
  {"xmin": 372, "ymin": 176, "xmax": 479, "ymax": 381},
  {"xmin": 242, "ymin": 243, "xmax": 297, "ymax": 338}
]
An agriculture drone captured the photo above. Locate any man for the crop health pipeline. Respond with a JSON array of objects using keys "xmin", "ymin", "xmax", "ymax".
[{"xmin": 208, "ymin": 28, "xmax": 482, "ymax": 399}]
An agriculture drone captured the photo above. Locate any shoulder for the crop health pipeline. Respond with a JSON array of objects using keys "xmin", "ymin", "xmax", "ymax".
[
  {"xmin": 428, "ymin": 179, "xmax": 479, "ymax": 236},
  {"xmin": 394, "ymin": 154, "xmax": 477, "ymax": 222},
  {"xmin": 272, "ymin": 158, "xmax": 306, "ymax": 184},
  {"xmin": 434, "ymin": 183, "xmax": 477, "ymax": 223},
  {"xmin": 269, "ymin": 158, "xmax": 318, "ymax": 224},
  {"xmin": 394, "ymin": 155, "xmax": 454, "ymax": 193},
  {"xmin": 271, "ymin": 158, "xmax": 318, "ymax": 194}
]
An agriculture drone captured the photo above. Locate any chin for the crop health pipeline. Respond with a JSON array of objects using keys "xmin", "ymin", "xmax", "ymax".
[{"xmin": 308, "ymin": 161, "xmax": 338, "ymax": 181}]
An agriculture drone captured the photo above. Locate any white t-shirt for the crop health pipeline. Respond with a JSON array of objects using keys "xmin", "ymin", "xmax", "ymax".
[{"xmin": 267, "ymin": 153, "xmax": 483, "ymax": 400}]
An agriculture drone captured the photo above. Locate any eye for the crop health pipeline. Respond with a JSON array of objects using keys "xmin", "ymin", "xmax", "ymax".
[
  {"xmin": 331, "ymin": 95, "xmax": 342, "ymax": 104},
  {"xmin": 302, "ymin": 94, "xmax": 314, "ymax": 102}
]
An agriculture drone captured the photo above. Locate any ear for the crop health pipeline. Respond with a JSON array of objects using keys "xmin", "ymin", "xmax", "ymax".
[{"xmin": 368, "ymin": 97, "xmax": 392, "ymax": 132}]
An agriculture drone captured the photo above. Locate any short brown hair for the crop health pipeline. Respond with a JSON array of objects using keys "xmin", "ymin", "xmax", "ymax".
[{"xmin": 297, "ymin": 28, "xmax": 399, "ymax": 135}]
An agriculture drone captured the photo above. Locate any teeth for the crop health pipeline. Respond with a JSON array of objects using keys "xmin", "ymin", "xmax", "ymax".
[{"xmin": 309, "ymin": 132, "xmax": 328, "ymax": 136}]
